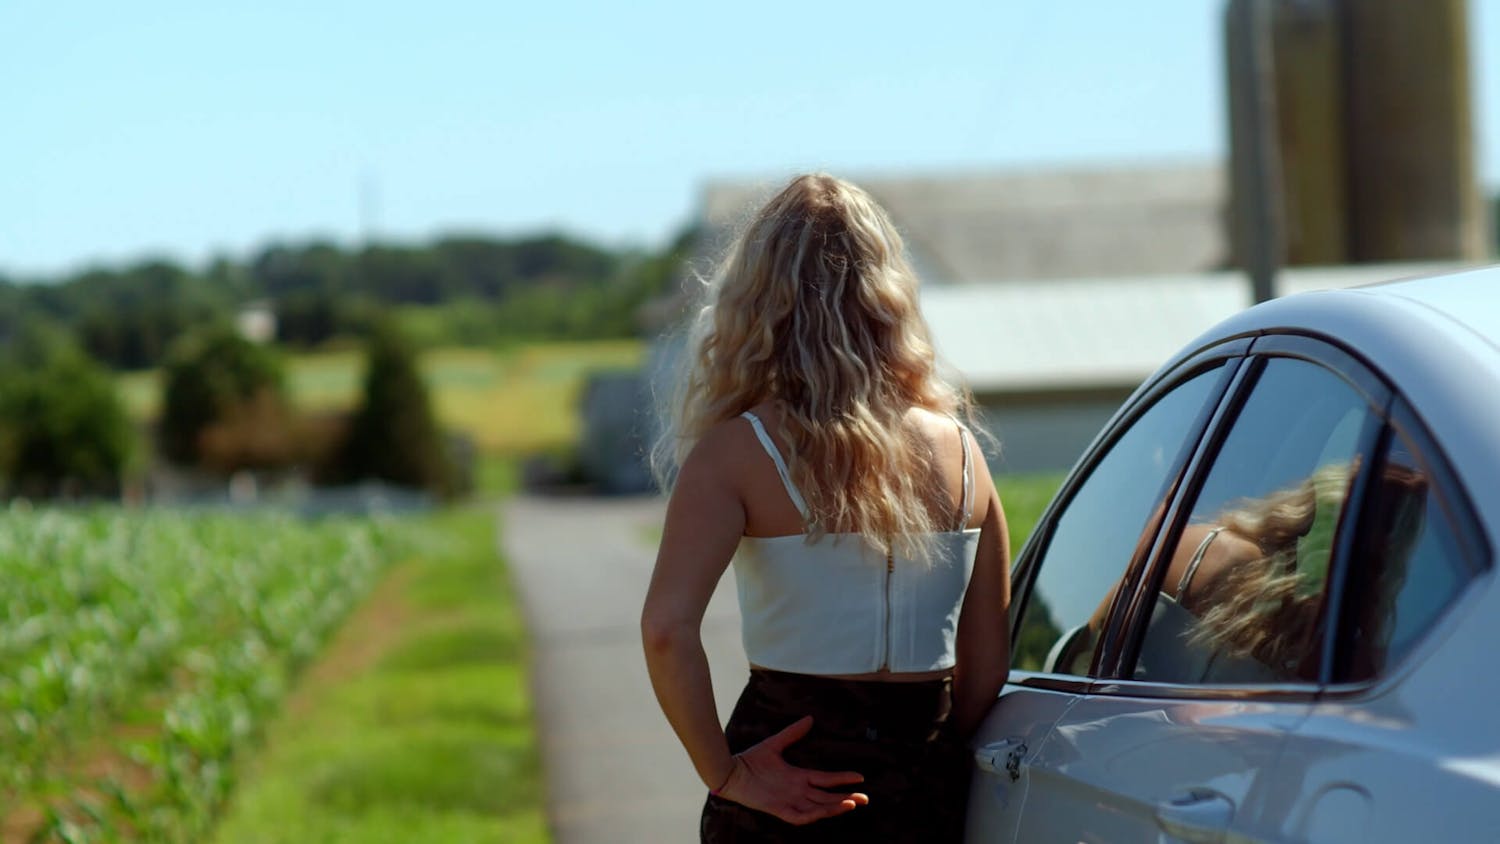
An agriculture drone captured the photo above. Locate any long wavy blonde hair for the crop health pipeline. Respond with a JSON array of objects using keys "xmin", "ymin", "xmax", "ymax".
[
  {"xmin": 1187, "ymin": 461, "xmax": 1428, "ymax": 677},
  {"xmin": 654, "ymin": 173, "xmax": 973, "ymax": 554}
]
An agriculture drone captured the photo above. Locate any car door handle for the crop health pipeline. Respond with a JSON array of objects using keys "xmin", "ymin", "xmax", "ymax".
[
  {"xmin": 1154, "ymin": 787, "xmax": 1234, "ymax": 843},
  {"xmin": 973, "ymin": 738, "xmax": 1027, "ymax": 781}
]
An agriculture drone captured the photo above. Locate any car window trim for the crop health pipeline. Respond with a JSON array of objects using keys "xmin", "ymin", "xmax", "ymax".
[
  {"xmin": 1006, "ymin": 339, "xmax": 1249, "ymax": 688},
  {"xmin": 1003, "ymin": 670, "xmax": 1093, "ymax": 696},
  {"xmin": 1088, "ymin": 679, "xmax": 1322, "ymax": 703},
  {"xmin": 1010, "ymin": 354, "xmax": 1239, "ymax": 678},
  {"xmin": 1314, "ymin": 409, "xmax": 1389, "ymax": 684},
  {"xmin": 1321, "ymin": 570, "xmax": 1495, "ymax": 702},
  {"xmin": 1083, "ymin": 356, "xmax": 1245, "ymax": 678},
  {"xmin": 1386, "ymin": 398, "xmax": 1493, "ymax": 575},
  {"xmin": 1107, "ymin": 337, "xmax": 1394, "ymax": 696},
  {"xmin": 1105, "ymin": 354, "xmax": 1262, "ymax": 681},
  {"xmin": 1247, "ymin": 332, "xmax": 1391, "ymax": 412},
  {"xmin": 1322, "ymin": 397, "xmax": 1494, "ymax": 694}
]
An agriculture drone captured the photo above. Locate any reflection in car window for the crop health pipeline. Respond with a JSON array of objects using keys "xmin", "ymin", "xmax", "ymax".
[
  {"xmin": 1013, "ymin": 365, "xmax": 1223, "ymax": 675},
  {"xmin": 1134, "ymin": 358, "xmax": 1374, "ymax": 686},
  {"xmin": 1339, "ymin": 430, "xmax": 1476, "ymax": 682}
]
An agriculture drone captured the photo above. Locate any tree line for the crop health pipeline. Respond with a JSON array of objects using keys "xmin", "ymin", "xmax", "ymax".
[
  {"xmin": 0, "ymin": 225, "xmax": 701, "ymax": 499},
  {"xmin": 0, "ymin": 319, "xmax": 455, "ymax": 501},
  {"xmin": 0, "ymin": 227, "xmax": 697, "ymax": 370}
]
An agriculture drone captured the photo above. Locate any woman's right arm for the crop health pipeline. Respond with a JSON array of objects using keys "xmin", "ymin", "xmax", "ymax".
[
  {"xmin": 640, "ymin": 427, "xmax": 867, "ymax": 824},
  {"xmin": 640, "ymin": 436, "xmax": 745, "ymax": 793}
]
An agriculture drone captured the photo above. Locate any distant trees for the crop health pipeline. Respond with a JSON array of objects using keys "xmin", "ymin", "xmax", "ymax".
[
  {"xmin": 0, "ymin": 230, "xmax": 683, "ymax": 370},
  {"xmin": 0, "ymin": 225, "xmax": 696, "ymax": 496},
  {"xmin": 0, "ymin": 326, "xmax": 132, "ymax": 497},
  {"xmin": 158, "ymin": 326, "xmax": 295, "ymax": 472},
  {"xmin": 0, "ymin": 259, "xmax": 237, "ymax": 371}
]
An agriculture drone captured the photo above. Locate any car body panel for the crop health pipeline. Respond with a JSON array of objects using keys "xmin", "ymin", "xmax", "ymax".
[
  {"xmin": 963, "ymin": 684, "xmax": 1080, "ymax": 844},
  {"xmin": 1017, "ymin": 695, "xmax": 1308, "ymax": 843},
  {"xmin": 1271, "ymin": 563, "xmax": 1500, "ymax": 842}
]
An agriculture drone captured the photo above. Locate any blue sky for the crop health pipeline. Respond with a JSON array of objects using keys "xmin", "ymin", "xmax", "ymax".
[{"xmin": 3, "ymin": 1, "xmax": 1497, "ymax": 276}]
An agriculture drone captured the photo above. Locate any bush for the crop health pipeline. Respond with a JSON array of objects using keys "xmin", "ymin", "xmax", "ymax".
[
  {"xmin": 158, "ymin": 326, "xmax": 296, "ymax": 471},
  {"xmin": 0, "ymin": 332, "xmax": 132, "ymax": 498},
  {"xmin": 330, "ymin": 322, "xmax": 452, "ymax": 494}
]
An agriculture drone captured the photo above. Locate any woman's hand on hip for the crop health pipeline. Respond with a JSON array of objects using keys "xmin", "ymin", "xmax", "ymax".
[{"xmin": 715, "ymin": 715, "xmax": 869, "ymax": 825}]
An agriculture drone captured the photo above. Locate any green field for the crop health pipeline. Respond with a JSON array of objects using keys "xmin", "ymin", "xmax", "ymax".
[
  {"xmin": 996, "ymin": 472, "xmax": 1065, "ymax": 558},
  {"xmin": 0, "ymin": 510, "xmax": 406, "ymax": 841},
  {"xmin": 0, "ymin": 506, "xmax": 544, "ymax": 844},
  {"xmin": 117, "ymin": 340, "xmax": 645, "ymax": 457}
]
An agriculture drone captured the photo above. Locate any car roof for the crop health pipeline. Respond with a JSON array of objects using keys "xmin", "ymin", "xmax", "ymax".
[{"xmin": 1165, "ymin": 264, "xmax": 1500, "ymax": 549}]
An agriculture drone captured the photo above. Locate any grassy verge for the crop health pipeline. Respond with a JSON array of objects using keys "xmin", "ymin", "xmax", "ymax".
[
  {"xmin": 996, "ymin": 472, "xmax": 1066, "ymax": 561},
  {"xmin": 210, "ymin": 508, "xmax": 547, "ymax": 843}
]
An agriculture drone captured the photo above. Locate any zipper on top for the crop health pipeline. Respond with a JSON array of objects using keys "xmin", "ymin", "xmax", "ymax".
[{"xmin": 879, "ymin": 546, "xmax": 893, "ymax": 672}]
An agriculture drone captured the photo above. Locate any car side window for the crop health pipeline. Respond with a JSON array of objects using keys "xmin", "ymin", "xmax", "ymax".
[
  {"xmin": 1133, "ymin": 357, "xmax": 1376, "ymax": 686},
  {"xmin": 1013, "ymin": 365, "xmax": 1225, "ymax": 676},
  {"xmin": 1336, "ymin": 428, "xmax": 1480, "ymax": 682}
]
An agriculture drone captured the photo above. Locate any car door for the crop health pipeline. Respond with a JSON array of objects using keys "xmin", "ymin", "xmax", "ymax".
[
  {"xmin": 966, "ymin": 349, "xmax": 1242, "ymax": 843},
  {"xmin": 1010, "ymin": 342, "xmax": 1390, "ymax": 844}
]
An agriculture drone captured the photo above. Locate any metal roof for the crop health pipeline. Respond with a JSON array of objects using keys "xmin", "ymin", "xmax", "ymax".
[
  {"xmin": 699, "ymin": 163, "xmax": 1228, "ymax": 284},
  {"xmin": 921, "ymin": 263, "xmax": 1464, "ymax": 394}
]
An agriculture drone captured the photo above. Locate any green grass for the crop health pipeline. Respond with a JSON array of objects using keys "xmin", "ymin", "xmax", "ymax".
[
  {"xmin": 210, "ymin": 508, "xmax": 547, "ymax": 844},
  {"xmin": 996, "ymin": 472, "xmax": 1066, "ymax": 562}
]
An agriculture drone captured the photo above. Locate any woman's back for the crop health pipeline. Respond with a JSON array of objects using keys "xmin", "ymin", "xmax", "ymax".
[
  {"xmin": 726, "ymin": 402, "xmax": 982, "ymax": 680},
  {"xmin": 733, "ymin": 402, "xmax": 982, "ymax": 540}
]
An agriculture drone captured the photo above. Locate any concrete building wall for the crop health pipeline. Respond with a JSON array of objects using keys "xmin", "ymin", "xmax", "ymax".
[{"xmin": 977, "ymin": 392, "xmax": 1131, "ymax": 476}]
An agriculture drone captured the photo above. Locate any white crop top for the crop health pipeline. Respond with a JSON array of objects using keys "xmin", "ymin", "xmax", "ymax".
[{"xmin": 732, "ymin": 412, "xmax": 980, "ymax": 675}]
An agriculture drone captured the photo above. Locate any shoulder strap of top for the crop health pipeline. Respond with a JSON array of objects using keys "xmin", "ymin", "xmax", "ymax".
[
  {"xmin": 741, "ymin": 412, "xmax": 810, "ymax": 520},
  {"xmin": 1176, "ymin": 526, "xmax": 1225, "ymax": 601},
  {"xmin": 956, "ymin": 419, "xmax": 975, "ymax": 531}
]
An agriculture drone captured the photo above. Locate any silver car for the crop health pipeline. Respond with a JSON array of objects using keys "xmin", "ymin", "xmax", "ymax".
[{"xmin": 967, "ymin": 269, "xmax": 1500, "ymax": 843}]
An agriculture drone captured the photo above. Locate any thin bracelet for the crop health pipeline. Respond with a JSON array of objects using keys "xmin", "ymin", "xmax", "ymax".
[{"xmin": 709, "ymin": 756, "xmax": 738, "ymax": 796}]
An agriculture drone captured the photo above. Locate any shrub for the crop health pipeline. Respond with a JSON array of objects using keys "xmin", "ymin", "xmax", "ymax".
[
  {"xmin": 0, "ymin": 330, "xmax": 132, "ymax": 498},
  {"xmin": 158, "ymin": 326, "xmax": 295, "ymax": 471},
  {"xmin": 331, "ymin": 322, "xmax": 452, "ymax": 494}
]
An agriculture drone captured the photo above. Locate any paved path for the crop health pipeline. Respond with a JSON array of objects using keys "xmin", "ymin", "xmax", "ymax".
[{"xmin": 501, "ymin": 494, "xmax": 746, "ymax": 844}]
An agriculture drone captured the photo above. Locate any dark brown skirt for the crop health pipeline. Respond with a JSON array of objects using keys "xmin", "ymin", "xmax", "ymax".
[{"xmin": 700, "ymin": 668, "xmax": 970, "ymax": 843}]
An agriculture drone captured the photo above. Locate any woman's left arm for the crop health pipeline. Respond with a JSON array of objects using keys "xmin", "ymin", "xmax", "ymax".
[{"xmin": 952, "ymin": 461, "xmax": 1012, "ymax": 738}]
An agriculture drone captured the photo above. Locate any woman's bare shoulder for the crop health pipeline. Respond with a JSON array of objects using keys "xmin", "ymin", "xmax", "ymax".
[
  {"xmin": 1172, "ymin": 524, "xmax": 1260, "ymax": 578},
  {"xmin": 682, "ymin": 413, "xmax": 764, "ymax": 473}
]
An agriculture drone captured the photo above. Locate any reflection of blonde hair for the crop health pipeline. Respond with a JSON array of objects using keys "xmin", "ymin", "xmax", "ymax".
[
  {"xmin": 654, "ymin": 174, "xmax": 972, "ymax": 553},
  {"xmin": 1189, "ymin": 464, "xmax": 1355, "ymax": 672}
]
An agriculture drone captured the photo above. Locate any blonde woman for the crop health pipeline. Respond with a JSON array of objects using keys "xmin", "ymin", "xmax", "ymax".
[{"xmin": 641, "ymin": 174, "xmax": 1011, "ymax": 841}]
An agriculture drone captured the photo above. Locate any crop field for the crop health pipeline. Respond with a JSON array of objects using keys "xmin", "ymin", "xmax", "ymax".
[
  {"xmin": 0, "ymin": 509, "xmax": 409, "ymax": 842},
  {"xmin": 116, "ymin": 340, "xmax": 645, "ymax": 456}
]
